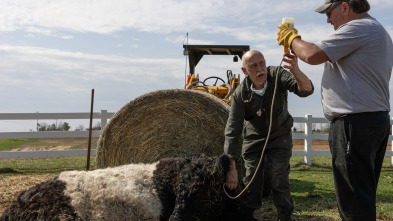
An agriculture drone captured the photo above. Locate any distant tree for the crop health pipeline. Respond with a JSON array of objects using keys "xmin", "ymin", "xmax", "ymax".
[
  {"xmin": 75, "ymin": 124, "xmax": 85, "ymax": 131},
  {"xmin": 312, "ymin": 123, "xmax": 317, "ymax": 132},
  {"xmin": 92, "ymin": 122, "xmax": 101, "ymax": 130},
  {"xmin": 57, "ymin": 121, "xmax": 64, "ymax": 131},
  {"xmin": 38, "ymin": 123, "xmax": 49, "ymax": 131},
  {"xmin": 87, "ymin": 122, "xmax": 102, "ymax": 131},
  {"xmin": 63, "ymin": 122, "xmax": 70, "ymax": 131},
  {"xmin": 34, "ymin": 121, "xmax": 70, "ymax": 131},
  {"xmin": 50, "ymin": 123, "xmax": 57, "ymax": 131}
]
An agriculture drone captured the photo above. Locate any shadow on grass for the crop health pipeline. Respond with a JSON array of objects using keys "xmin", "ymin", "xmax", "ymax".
[
  {"xmin": 291, "ymin": 162, "xmax": 333, "ymax": 172},
  {"xmin": 292, "ymin": 215, "xmax": 336, "ymax": 221},
  {"xmin": 291, "ymin": 178, "xmax": 318, "ymax": 193},
  {"xmin": 0, "ymin": 168, "xmax": 21, "ymax": 174},
  {"xmin": 377, "ymin": 193, "xmax": 393, "ymax": 205},
  {"xmin": 257, "ymin": 178, "xmax": 339, "ymax": 220},
  {"xmin": 382, "ymin": 167, "xmax": 393, "ymax": 172}
]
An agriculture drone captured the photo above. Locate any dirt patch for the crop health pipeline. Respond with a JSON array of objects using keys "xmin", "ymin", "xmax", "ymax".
[
  {"xmin": 293, "ymin": 139, "xmax": 392, "ymax": 151},
  {"xmin": 10, "ymin": 137, "xmax": 99, "ymax": 152},
  {"xmin": 12, "ymin": 146, "xmax": 75, "ymax": 151},
  {"xmin": 293, "ymin": 139, "xmax": 329, "ymax": 151}
]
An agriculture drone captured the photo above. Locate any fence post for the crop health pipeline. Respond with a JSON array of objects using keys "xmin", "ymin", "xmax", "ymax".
[
  {"xmin": 101, "ymin": 110, "xmax": 108, "ymax": 129},
  {"xmin": 304, "ymin": 114, "xmax": 313, "ymax": 165}
]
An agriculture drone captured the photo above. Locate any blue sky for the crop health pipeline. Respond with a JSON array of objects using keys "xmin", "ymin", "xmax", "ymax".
[{"xmin": 1, "ymin": 0, "xmax": 393, "ymax": 132}]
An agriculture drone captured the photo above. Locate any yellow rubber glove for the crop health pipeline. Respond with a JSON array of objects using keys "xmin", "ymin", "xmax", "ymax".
[{"xmin": 277, "ymin": 24, "xmax": 301, "ymax": 49}]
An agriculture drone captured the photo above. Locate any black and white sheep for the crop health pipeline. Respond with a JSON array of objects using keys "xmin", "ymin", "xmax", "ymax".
[{"xmin": 0, "ymin": 154, "xmax": 241, "ymax": 221}]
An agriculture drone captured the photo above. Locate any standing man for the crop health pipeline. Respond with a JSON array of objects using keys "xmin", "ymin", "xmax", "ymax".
[
  {"xmin": 277, "ymin": 0, "xmax": 393, "ymax": 220},
  {"xmin": 224, "ymin": 49, "xmax": 313, "ymax": 221}
]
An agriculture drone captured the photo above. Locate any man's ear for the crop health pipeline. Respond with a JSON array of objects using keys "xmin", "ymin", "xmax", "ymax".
[
  {"xmin": 342, "ymin": 2, "xmax": 350, "ymax": 15},
  {"xmin": 241, "ymin": 67, "xmax": 248, "ymax": 76}
]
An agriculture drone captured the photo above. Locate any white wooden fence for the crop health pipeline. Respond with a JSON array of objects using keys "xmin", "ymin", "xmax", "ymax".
[
  {"xmin": 0, "ymin": 112, "xmax": 392, "ymax": 165},
  {"xmin": 292, "ymin": 115, "xmax": 393, "ymax": 165},
  {"xmin": 0, "ymin": 110, "xmax": 114, "ymax": 159}
]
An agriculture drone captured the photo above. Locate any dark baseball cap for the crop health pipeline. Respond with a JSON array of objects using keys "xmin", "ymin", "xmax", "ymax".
[{"xmin": 315, "ymin": 0, "xmax": 344, "ymax": 13}]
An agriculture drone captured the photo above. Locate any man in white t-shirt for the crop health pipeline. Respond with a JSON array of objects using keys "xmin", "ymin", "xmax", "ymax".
[{"xmin": 277, "ymin": 0, "xmax": 393, "ymax": 220}]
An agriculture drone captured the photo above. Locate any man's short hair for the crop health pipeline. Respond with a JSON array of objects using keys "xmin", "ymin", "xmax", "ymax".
[
  {"xmin": 348, "ymin": 0, "xmax": 370, "ymax": 13},
  {"xmin": 315, "ymin": 0, "xmax": 370, "ymax": 14}
]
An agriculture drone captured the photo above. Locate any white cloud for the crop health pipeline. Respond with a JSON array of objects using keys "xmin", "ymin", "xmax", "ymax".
[
  {"xmin": 0, "ymin": 0, "xmax": 223, "ymax": 34},
  {"xmin": 370, "ymin": 0, "xmax": 393, "ymax": 7},
  {"xmin": 0, "ymin": 0, "xmax": 322, "ymax": 35},
  {"xmin": 0, "ymin": 44, "xmax": 185, "ymax": 98},
  {"xmin": 0, "ymin": 0, "xmax": 390, "ymax": 41},
  {"xmin": 165, "ymin": 35, "xmax": 216, "ymax": 45},
  {"xmin": 296, "ymin": 23, "xmax": 335, "ymax": 42}
]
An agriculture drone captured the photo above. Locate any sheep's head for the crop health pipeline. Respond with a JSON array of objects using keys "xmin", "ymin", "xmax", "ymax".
[
  {"xmin": 175, "ymin": 154, "xmax": 230, "ymax": 195},
  {"xmin": 170, "ymin": 154, "xmax": 235, "ymax": 220}
]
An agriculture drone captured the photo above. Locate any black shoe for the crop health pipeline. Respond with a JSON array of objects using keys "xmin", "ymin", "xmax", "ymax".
[
  {"xmin": 246, "ymin": 216, "xmax": 259, "ymax": 221},
  {"xmin": 239, "ymin": 207, "xmax": 258, "ymax": 221},
  {"xmin": 277, "ymin": 214, "xmax": 292, "ymax": 221}
]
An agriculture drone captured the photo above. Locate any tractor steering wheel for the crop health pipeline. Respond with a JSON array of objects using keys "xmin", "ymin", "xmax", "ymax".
[{"xmin": 203, "ymin": 76, "xmax": 226, "ymax": 86}]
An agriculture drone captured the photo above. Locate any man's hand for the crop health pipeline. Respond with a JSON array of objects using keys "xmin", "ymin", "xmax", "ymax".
[
  {"xmin": 282, "ymin": 51, "xmax": 301, "ymax": 74},
  {"xmin": 225, "ymin": 159, "xmax": 238, "ymax": 190},
  {"xmin": 277, "ymin": 24, "xmax": 301, "ymax": 49},
  {"xmin": 282, "ymin": 51, "xmax": 313, "ymax": 92}
]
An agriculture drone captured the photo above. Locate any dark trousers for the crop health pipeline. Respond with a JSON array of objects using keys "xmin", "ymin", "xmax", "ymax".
[
  {"xmin": 240, "ymin": 133, "xmax": 294, "ymax": 217},
  {"xmin": 329, "ymin": 111, "xmax": 389, "ymax": 221}
]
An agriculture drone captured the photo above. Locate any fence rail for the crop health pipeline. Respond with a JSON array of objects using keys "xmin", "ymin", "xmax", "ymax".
[{"xmin": 0, "ymin": 112, "xmax": 392, "ymax": 165}]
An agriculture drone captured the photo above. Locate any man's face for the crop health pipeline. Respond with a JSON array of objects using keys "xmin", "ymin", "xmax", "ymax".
[
  {"xmin": 326, "ymin": 2, "xmax": 345, "ymax": 30},
  {"xmin": 242, "ymin": 52, "xmax": 267, "ymax": 89}
]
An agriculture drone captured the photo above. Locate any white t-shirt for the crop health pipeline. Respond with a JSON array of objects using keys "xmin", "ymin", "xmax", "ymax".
[{"xmin": 316, "ymin": 17, "xmax": 393, "ymax": 121}]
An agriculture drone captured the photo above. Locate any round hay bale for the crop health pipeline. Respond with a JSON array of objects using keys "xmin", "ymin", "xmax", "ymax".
[{"xmin": 96, "ymin": 89, "xmax": 230, "ymax": 168}]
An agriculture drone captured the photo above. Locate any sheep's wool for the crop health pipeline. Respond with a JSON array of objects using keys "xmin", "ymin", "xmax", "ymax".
[{"xmin": 59, "ymin": 163, "xmax": 160, "ymax": 221}]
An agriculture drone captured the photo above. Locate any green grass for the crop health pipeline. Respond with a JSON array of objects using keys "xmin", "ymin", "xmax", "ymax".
[
  {"xmin": 0, "ymin": 156, "xmax": 96, "ymax": 178},
  {"xmin": 0, "ymin": 138, "xmax": 40, "ymax": 151},
  {"xmin": 0, "ymin": 156, "xmax": 392, "ymax": 220},
  {"xmin": 256, "ymin": 156, "xmax": 393, "ymax": 220},
  {"xmin": 0, "ymin": 138, "xmax": 97, "ymax": 151}
]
